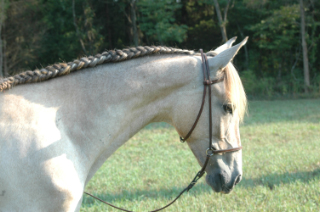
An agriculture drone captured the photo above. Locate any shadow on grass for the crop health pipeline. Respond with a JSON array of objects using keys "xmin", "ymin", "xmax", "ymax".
[
  {"xmin": 82, "ymin": 181, "xmax": 212, "ymax": 206},
  {"xmin": 83, "ymin": 169, "xmax": 320, "ymax": 207},
  {"xmin": 239, "ymin": 168, "xmax": 320, "ymax": 190}
]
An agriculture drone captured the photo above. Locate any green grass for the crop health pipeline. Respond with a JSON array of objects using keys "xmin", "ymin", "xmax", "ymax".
[{"xmin": 81, "ymin": 99, "xmax": 320, "ymax": 212}]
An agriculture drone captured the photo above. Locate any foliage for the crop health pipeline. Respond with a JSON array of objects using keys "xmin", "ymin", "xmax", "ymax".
[
  {"xmin": 241, "ymin": 70, "xmax": 275, "ymax": 98},
  {"xmin": 38, "ymin": 0, "xmax": 104, "ymax": 66},
  {"xmin": 1, "ymin": 0, "xmax": 320, "ymax": 97},
  {"xmin": 138, "ymin": 0, "xmax": 188, "ymax": 45},
  {"xmin": 249, "ymin": 4, "xmax": 300, "ymax": 50}
]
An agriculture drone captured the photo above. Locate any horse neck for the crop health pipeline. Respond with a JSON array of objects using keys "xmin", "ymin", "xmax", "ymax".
[
  {"xmin": 61, "ymin": 54, "xmax": 199, "ymax": 176},
  {"xmin": 96, "ymin": 55, "xmax": 197, "ymax": 141}
]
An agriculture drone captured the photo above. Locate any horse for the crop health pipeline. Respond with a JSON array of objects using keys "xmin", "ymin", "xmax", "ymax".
[{"xmin": 0, "ymin": 37, "xmax": 248, "ymax": 211}]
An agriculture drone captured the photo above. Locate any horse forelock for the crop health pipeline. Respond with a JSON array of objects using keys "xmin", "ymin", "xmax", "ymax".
[{"xmin": 222, "ymin": 64, "xmax": 247, "ymax": 122}]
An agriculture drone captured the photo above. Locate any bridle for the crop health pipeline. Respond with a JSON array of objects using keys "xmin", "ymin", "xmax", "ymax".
[
  {"xmin": 179, "ymin": 50, "xmax": 242, "ymax": 154},
  {"xmin": 84, "ymin": 49, "xmax": 242, "ymax": 211}
]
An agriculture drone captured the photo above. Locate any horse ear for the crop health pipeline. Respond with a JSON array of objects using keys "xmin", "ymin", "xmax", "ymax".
[
  {"xmin": 208, "ymin": 37, "xmax": 248, "ymax": 73},
  {"xmin": 211, "ymin": 36, "xmax": 237, "ymax": 54}
]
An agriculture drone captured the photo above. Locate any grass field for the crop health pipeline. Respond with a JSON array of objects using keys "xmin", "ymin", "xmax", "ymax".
[{"xmin": 81, "ymin": 99, "xmax": 320, "ymax": 212}]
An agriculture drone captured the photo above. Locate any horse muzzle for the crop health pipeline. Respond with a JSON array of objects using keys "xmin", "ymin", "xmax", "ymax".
[{"xmin": 205, "ymin": 169, "xmax": 242, "ymax": 193}]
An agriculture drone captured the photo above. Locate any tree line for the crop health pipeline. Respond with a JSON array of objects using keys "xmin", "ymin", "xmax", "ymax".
[{"xmin": 0, "ymin": 0, "xmax": 319, "ymax": 97}]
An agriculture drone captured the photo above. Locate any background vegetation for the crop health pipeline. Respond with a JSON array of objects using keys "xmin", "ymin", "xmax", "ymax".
[
  {"xmin": 81, "ymin": 99, "xmax": 320, "ymax": 211},
  {"xmin": 0, "ymin": 0, "xmax": 319, "ymax": 97}
]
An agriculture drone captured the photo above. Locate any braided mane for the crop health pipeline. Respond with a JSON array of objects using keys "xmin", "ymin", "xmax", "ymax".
[
  {"xmin": 0, "ymin": 45, "xmax": 246, "ymax": 121},
  {"xmin": 0, "ymin": 46, "xmax": 202, "ymax": 92}
]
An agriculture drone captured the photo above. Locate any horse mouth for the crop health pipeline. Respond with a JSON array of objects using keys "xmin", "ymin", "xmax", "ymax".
[
  {"xmin": 209, "ymin": 183, "xmax": 233, "ymax": 194},
  {"xmin": 205, "ymin": 173, "xmax": 241, "ymax": 194},
  {"xmin": 221, "ymin": 186, "xmax": 232, "ymax": 194}
]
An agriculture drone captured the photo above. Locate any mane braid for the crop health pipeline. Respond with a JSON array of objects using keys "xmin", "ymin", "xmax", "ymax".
[{"xmin": 0, "ymin": 46, "xmax": 201, "ymax": 92}]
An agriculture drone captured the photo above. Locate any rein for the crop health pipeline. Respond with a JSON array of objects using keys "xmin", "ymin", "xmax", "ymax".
[{"xmin": 84, "ymin": 49, "xmax": 242, "ymax": 211}]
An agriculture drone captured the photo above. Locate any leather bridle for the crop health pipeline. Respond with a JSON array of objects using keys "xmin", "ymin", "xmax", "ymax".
[{"xmin": 84, "ymin": 49, "xmax": 242, "ymax": 212}]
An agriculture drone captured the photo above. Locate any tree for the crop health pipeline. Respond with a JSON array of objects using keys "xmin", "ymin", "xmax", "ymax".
[
  {"xmin": 299, "ymin": 0, "xmax": 310, "ymax": 92},
  {"xmin": 0, "ymin": 0, "xmax": 8, "ymax": 77},
  {"xmin": 2, "ymin": 0, "xmax": 44, "ymax": 75},
  {"xmin": 212, "ymin": 0, "xmax": 233, "ymax": 42},
  {"xmin": 107, "ymin": 0, "xmax": 139, "ymax": 47},
  {"xmin": 72, "ymin": 0, "xmax": 87, "ymax": 54},
  {"xmin": 130, "ymin": 0, "xmax": 138, "ymax": 46}
]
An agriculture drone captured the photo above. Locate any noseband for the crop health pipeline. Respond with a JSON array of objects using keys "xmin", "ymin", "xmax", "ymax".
[{"xmin": 84, "ymin": 49, "xmax": 242, "ymax": 212}]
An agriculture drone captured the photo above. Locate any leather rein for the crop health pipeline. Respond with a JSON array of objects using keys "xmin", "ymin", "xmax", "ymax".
[{"xmin": 84, "ymin": 49, "xmax": 242, "ymax": 212}]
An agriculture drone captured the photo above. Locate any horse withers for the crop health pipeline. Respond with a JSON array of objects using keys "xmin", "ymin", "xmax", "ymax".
[{"xmin": 0, "ymin": 37, "xmax": 247, "ymax": 211}]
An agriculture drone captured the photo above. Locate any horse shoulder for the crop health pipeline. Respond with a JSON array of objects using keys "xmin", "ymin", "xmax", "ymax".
[{"xmin": 0, "ymin": 91, "xmax": 85, "ymax": 211}]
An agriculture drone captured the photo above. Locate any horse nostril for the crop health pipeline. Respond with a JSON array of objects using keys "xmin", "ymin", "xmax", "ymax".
[{"xmin": 234, "ymin": 174, "xmax": 242, "ymax": 185}]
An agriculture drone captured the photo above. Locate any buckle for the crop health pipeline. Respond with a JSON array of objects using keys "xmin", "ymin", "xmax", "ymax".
[
  {"xmin": 206, "ymin": 148, "xmax": 215, "ymax": 156},
  {"xmin": 203, "ymin": 80, "xmax": 211, "ymax": 85}
]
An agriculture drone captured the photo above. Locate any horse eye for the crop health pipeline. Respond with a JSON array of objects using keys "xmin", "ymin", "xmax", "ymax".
[{"xmin": 223, "ymin": 104, "xmax": 233, "ymax": 114}]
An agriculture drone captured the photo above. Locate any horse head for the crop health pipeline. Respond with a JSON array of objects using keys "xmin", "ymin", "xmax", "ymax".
[{"xmin": 172, "ymin": 37, "xmax": 248, "ymax": 193}]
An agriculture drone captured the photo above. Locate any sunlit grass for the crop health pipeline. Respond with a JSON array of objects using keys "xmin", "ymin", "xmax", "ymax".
[{"xmin": 81, "ymin": 99, "xmax": 320, "ymax": 212}]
